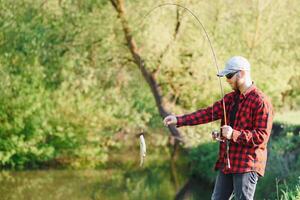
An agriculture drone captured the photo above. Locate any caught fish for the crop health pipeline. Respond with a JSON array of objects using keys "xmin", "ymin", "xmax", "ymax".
[{"xmin": 139, "ymin": 134, "xmax": 146, "ymax": 167}]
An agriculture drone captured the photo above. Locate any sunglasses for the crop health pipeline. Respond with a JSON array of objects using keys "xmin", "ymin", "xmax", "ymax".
[{"xmin": 225, "ymin": 71, "xmax": 239, "ymax": 79}]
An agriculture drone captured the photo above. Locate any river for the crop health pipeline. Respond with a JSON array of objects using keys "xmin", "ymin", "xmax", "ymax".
[{"xmin": 0, "ymin": 150, "xmax": 213, "ymax": 200}]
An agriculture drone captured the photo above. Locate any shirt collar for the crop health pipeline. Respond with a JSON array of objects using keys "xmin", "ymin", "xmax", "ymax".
[
  {"xmin": 234, "ymin": 83, "xmax": 256, "ymax": 99},
  {"xmin": 241, "ymin": 83, "xmax": 256, "ymax": 97}
]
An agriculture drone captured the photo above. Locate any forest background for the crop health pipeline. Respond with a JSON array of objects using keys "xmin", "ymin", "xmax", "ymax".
[{"xmin": 0, "ymin": 0, "xmax": 299, "ymax": 199}]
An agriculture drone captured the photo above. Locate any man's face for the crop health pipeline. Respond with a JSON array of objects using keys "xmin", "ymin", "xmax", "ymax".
[{"xmin": 226, "ymin": 71, "xmax": 240, "ymax": 90}]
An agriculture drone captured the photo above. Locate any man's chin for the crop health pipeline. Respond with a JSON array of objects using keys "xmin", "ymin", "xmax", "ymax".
[{"xmin": 231, "ymin": 86, "xmax": 238, "ymax": 91}]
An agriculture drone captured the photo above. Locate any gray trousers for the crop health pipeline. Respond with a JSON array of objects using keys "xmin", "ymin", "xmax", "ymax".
[{"xmin": 211, "ymin": 171, "xmax": 258, "ymax": 200}]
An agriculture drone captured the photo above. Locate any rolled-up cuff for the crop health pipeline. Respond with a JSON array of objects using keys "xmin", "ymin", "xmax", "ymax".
[
  {"xmin": 232, "ymin": 129, "xmax": 241, "ymax": 142},
  {"xmin": 176, "ymin": 116, "xmax": 183, "ymax": 127}
]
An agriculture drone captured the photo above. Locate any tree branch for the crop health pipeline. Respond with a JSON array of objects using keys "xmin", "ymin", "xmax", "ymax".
[
  {"xmin": 109, "ymin": 0, "xmax": 183, "ymax": 142},
  {"xmin": 153, "ymin": 6, "xmax": 183, "ymax": 78},
  {"xmin": 109, "ymin": 0, "xmax": 118, "ymax": 11}
]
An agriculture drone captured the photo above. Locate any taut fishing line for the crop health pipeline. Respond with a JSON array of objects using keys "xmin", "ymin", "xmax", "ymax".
[{"xmin": 137, "ymin": 3, "xmax": 230, "ymax": 167}]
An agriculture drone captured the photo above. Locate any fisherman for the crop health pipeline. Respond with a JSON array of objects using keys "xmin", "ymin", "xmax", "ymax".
[{"xmin": 163, "ymin": 56, "xmax": 273, "ymax": 200}]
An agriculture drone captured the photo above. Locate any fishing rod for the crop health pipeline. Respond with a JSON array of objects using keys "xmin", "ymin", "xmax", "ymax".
[{"xmin": 138, "ymin": 3, "xmax": 231, "ymax": 168}]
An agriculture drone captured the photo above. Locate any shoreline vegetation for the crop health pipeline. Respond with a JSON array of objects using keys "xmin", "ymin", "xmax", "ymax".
[{"xmin": 0, "ymin": 0, "xmax": 299, "ymax": 199}]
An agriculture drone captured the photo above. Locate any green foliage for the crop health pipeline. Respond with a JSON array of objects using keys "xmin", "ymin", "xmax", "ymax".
[
  {"xmin": 0, "ymin": 0, "xmax": 299, "ymax": 170},
  {"xmin": 188, "ymin": 142, "xmax": 218, "ymax": 182},
  {"xmin": 0, "ymin": 1, "xmax": 79, "ymax": 168},
  {"xmin": 131, "ymin": 0, "xmax": 300, "ymax": 110},
  {"xmin": 0, "ymin": 0, "xmax": 121, "ymax": 168},
  {"xmin": 279, "ymin": 183, "xmax": 300, "ymax": 200},
  {"xmin": 255, "ymin": 129, "xmax": 300, "ymax": 199},
  {"xmin": 0, "ymin": 0, "xmax": 166, "ymax": 168}
]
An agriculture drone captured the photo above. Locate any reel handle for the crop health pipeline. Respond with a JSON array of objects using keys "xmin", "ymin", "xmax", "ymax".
[{"xmin": 211, "ymin": 130, "xmax": 224, "ymax": 142}]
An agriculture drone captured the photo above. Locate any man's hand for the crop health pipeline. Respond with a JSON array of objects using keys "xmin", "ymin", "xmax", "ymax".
[
  {"xmin": 163, "ymin": 115, "xmax": 177, "ymax": 126},
  {"xmin": 221, "ymin": 125, "xmax": 233, "ymax": 139}
]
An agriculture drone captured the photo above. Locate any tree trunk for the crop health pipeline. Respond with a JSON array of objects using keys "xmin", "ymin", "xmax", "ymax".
[{"xmin": 109, "ymin": 0, "xmax": 183, "ymax": 144}]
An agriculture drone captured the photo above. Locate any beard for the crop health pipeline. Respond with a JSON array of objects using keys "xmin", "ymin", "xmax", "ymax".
[
  {"xmin": 230, "ymin": 79, "xmax": 239, "ymax": 91},
  {"xmin": 230, "ymin": 82, "xmax": 237, "ymax": 90}
]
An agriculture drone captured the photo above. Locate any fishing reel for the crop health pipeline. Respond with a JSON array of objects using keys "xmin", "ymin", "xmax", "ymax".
[
  {"xmin": 211, "ymin": 130, "xmax": 225, "ymax": 142},
  {"xmin": 211, "ymin": 130, "xmax": 230, "ymax": 168}
]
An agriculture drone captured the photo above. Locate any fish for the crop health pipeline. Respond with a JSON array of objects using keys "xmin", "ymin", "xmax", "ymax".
[{"xmin": 139, "ymin": 134, "xmax": 146, "ymax": 167}]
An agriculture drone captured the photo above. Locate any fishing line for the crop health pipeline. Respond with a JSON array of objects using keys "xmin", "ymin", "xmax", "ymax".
[
  {"xmin": 138, "ymin": 3, "xmax": 231, "ymax": 168},
  {"xmin": 139, "ymin": 3, "xmax": 227, "ymax": 125}
]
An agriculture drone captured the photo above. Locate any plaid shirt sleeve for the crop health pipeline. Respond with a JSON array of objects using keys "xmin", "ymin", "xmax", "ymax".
[
  {"xmin": 231, "ymin": 99, "xmax": 273, "ymax": 147},
  {"xmin": 176, "ymin": 95, "xmax": 230, "ymax": 127}
]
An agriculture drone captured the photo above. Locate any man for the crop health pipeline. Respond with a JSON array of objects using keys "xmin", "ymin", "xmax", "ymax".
[{"xmin": 163, "ymin": 56, "xmax": 273, "ymax": 200}]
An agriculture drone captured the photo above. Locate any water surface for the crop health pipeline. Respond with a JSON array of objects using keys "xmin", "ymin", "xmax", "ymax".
[{"xmin": 0, "ymin": 148, "xmax": 213, "ymax": 199}]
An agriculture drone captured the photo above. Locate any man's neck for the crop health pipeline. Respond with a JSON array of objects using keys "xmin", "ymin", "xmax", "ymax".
[{"xmin": 239, "ymin": 80, "xmax": 253, "ymax": 94}]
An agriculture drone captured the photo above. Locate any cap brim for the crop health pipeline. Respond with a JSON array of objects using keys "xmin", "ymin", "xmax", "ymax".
[{"xmin": 217, "ymin": 69, "xmax": 232, "ymax": 77}]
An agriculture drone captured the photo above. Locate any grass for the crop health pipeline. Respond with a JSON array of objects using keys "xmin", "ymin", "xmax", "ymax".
[{"xmin": 279, "ymin": 183, "xmax": 300, "ymax": 200}]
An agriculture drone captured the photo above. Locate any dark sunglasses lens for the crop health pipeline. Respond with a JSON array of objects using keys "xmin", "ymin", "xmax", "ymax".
[
  {"xmin": 226, "ymin": 71, "xmax": 238, "ymax": 79},
  {"xmin": 226, "ymin": 73, "xmax": 234, "ymax": 79}
]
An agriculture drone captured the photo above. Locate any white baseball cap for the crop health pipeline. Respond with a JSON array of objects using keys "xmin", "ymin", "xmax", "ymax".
[{"xmin": 217, "ymin": 56, "xmax": 251, "ymax": 77}]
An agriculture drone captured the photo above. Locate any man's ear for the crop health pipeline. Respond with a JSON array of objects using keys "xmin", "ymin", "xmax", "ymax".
[{"xmin": 237, "ymin": 70, "xmax": 244, "ymax": 78}]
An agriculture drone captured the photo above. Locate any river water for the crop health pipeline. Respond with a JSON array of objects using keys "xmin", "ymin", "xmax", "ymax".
[{"xmin": 0, "ymin": 161, "xmax": 212, "ymax": 200}]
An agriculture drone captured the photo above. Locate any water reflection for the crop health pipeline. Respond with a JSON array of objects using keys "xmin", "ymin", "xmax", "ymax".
[
  {"xmin": 0, "ymin": 165, "xmax": 212, "ymax": 200},
  {"xmin": 0, "ymin": 169, "xmax": 173, "ymax": 199}
]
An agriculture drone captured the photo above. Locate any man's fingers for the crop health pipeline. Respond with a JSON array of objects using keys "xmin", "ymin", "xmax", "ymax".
[
  {"xmin": 163, "ymin": 117, "xmax": 171, "ymax": 126},
  {"xmin": 165, "ymin": 119, "xmax": 173, "ymax": 126},
  {"xmin": 220, "ymin": 125, "xmax": 233, "ymax": 139},
  {"xmin": 164, "ymin": 120, "xmax": 169, "ymax": 126},
  {"xmin": 163, "ymin": 116, "xmax": 176, "ymax": 126}
]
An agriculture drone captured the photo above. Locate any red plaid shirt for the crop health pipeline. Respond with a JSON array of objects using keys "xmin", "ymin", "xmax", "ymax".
[{"xmin": 176, "ymin": 85, "xmax": 273, "ymax": 176}]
